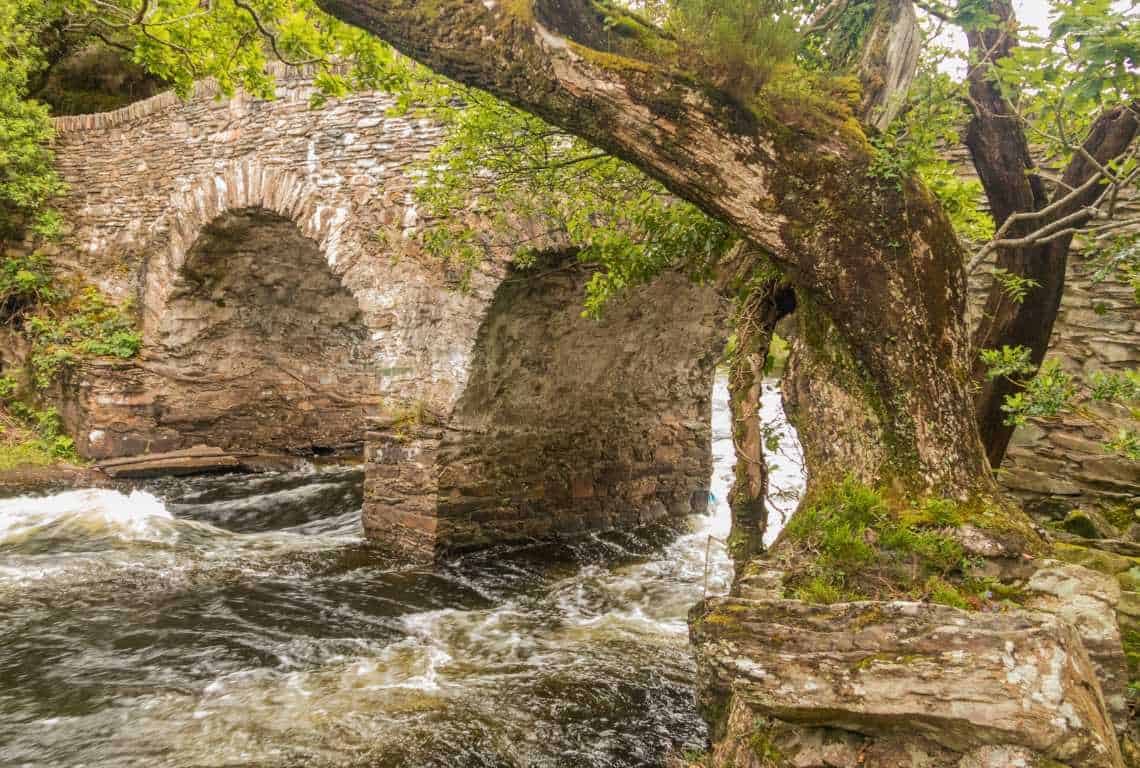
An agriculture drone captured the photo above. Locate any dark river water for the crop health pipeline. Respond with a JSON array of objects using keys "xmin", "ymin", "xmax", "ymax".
[{"xmin": 0, "ymin": 379, "xmax": 802, "ymax": 768}]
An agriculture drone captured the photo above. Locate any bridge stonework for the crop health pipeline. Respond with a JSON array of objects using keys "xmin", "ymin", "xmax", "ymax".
[
  {"xmin": 42, "ymin": 71, "xmax": 1138, "ymax": 555},
  {"xmin": 43, "ymin": 69, "xmax": 726, "ymax": 557}
]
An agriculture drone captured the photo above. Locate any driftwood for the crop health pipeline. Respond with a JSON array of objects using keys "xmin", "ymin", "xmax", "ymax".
[{"xmin": 96, "ymin": 445, "xmax": 250, "ymax": 478}]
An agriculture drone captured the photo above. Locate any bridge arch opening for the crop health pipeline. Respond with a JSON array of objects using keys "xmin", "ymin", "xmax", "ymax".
[
  {"xmin": 362, "ymin": 250, "xmax": 730, "ymax": 555},
  {"xmin": 76, "ymin": 206, "xmax": 383, "ymax": 460},
  {"xmin": 150, "ymin": 206, "xmax": 381, "ymax": 456}
]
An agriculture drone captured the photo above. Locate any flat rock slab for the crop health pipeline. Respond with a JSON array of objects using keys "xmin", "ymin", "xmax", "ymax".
[
  {"xmin": 96, "ymin": 445, "xmax": 246, "ymax": 478},
  {"xmin": 692, "ymin": 597, "xmax": 1123, "ymax": 768}
]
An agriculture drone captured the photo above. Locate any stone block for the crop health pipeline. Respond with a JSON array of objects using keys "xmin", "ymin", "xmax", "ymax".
[{"xmin": 692, "ymin": 597, "xmax": 1123, "ymax": 767}]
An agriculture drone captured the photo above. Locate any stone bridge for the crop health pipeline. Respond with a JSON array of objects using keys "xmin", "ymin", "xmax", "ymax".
[
  {"xmin": 40, "ymin": 67, "xmax": 1140, "ymax": 555},
  {"xmin": 44, "ymin": 68, "xmax": 727, "ymax": 557}
]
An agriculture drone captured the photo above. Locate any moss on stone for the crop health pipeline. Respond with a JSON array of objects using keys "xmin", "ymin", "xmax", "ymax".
[
  {"xmin": 1061, "ymin": 509, "xmax": 1117, "ymax": 539},
  {"xmin": 1103, "ymin": 503, "xmax": 1138, "ymax": 533},
  {"xmin": 747, "ymin": 721, "xmax": 785, "ymax": 766},
  {"xmin": 792, "ymin": 576, "xmax": 846, "ymax": 604},
  {"xmin": 1119, "ymin": 567, "xmax": 1140, "ymax": 593},
  {"xmin": 500, "ymin": 0, "xmax": 534, "ymax": 23},
  {"xmin": 1053, "ymin": 542, "xmax": 1138, "ymax": 576},
  {"xmin": 778, "ymin": 478, "xmax": 1042, "ymax": 607},
  {"xmin": 954, "ymin": 493, "xmax": 1047, "ymax": 557}
]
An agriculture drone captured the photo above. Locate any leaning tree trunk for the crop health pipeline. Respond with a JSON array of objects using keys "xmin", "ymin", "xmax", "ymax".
[{"xmin": 317, "ymin": 0, "xmax": 992, "ymax": 500}]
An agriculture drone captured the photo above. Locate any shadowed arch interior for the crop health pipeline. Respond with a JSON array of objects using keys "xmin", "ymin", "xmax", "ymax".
[{"xmin": 143, "ymin": 207, "xmax": 381, "ymax": 455}]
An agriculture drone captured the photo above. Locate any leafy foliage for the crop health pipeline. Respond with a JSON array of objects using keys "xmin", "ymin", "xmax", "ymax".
[
  {"xmin": 999, "ymin": 359, "xmax": 1078, "ymax": 427},
  {"xmin": 1091, "ymin": 234, "xmax": 1140, "ymax": 303},
  {"xmin": 0, "ymin": 252, "xmax": 137, "ymax": 466},
  {"xmin": 0, "ymin": 0, "xmax": 67, "ymax": 241},
  {"xmin": 0, "ymin": 250, "xmax": 59, "ymax": 316},
  {"xmin": 987, "ymin": 0, "xmax": 1139, "ymax": 157},
  {"xmin": 985, "ymin": 346, "xmax": 1140, "ymax": 461},
  {"xmin": 979, "ymin": 344, "xmax": 1035, "ymax": 380},
  {"xmin": 990, "ymin": 268, "xmax": 1041, "ymax": 305},
  {"xmin": 782, "ymin": 477, "xmax": 974, "ymax": 602},
  {"xmin": 402, "ymin": 86, "xmax": 736, "ymax": 314},
  {"xmin": 868, "ymin": 42, "xmax": 993, "ymax": 242},
  {"xmin": 0, "ymin": 252, "xmax": 140, "ymax": 389},
  {"xmin": 24, "ymin": 286, "xmax": 141, "ymax": 388},
  {"xmin": 74, "ymin": 0, "xmax": 411, "ymax": 103},
  {"xmin": 0, "ymin": 389, "xmax": 77, "ymax": 467}
]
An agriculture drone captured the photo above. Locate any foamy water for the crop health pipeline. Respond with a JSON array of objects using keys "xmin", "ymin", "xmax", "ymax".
[{"xmin": 0, "ymin": 377, "xmax": 802, "ymax": 767}]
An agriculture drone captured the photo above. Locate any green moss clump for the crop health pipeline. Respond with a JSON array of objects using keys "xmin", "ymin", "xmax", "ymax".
[
  {"xmin": 1054, "ymin": 542, "xmax": 1138, "ymax": 576},
  {"xmin": 1103, "ymin": 503, "xmax": 1138, "ymax": 533},
  {"xmin": 925, "ymin": 576, "xmax": 968, "ymax": 610},
  {"xmin": 784, "ymin": 476, "xmax": 882, "ymax": 567},
  {"xmin": 778, "ymin": 478, "xmax": 1042, "ymax": 610},
  {"xmin": 793, "ymin": 575, "xmax": 845, "ymax": 604},
  {"xmin": 747, "ymin": 717, "xmax": 785, "ymax": 766},
  {"xmin": 899, "ymin": 497, "xmax": 963, "ymax": 528},
  {"xmin": 1124, "ymin": 628, "xmax": 1139, "ymax": 675},
  {"xmin": 567, "ymin": 41, "xmax": 654, "ymax": 74},
  {"xmin": 500, "ymin": 0, "xmax": 534, "ymax": 23},
  {"xmin": 680, "ymin": 747, "xmax": 709, "ymax": 766},
  {"xmin": 782, "ymin": 477, "xmax": 973, "ymax": 603},
  {"xmin": 1119, "ymin": 567, "xmax": 1140, "ymax": 593},
  {"xmin": 1060, "ymin": 509, "xmax": 1116, "ymax": 539}
]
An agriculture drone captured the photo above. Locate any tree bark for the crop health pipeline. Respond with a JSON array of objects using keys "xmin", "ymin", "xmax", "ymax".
[
  {"xmin": 964, "ymin": 0, "xmax": 1140, "ymax": 467},
  {"xmin": 725, "ymin": 281, "xmax": 795, "ymax": 563},
  {"xmin": 316, "ymin": 0, "xmax": 995, "ymax": 501}
]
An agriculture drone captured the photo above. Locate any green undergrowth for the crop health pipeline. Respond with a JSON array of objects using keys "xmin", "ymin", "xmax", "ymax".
[
  {"xmin": 0, "ymin": 388, "xmax": 78, "ymax": 469},
  {"xmin": 3, "ymin": 251, "xmax": 141, "ymax": 385},
  {"xmin": 0, "ymin": 250, "xmax": 140, "ymax": 468},
  {"xmin": 779, "ymin": 477, "xmax": 1028, "ymax": 610},
  {"xmin": 22, "ymin": 285, "xmax": 141, "ymax": 388}
]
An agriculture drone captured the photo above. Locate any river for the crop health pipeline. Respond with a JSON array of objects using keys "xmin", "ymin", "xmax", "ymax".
[{"xmin": 0, "ymin": 378, "xmax": 802, "ymax": 768}]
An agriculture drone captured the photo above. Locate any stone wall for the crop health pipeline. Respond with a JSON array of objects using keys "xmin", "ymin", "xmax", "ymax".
[{"xmin": 968, "ymin": 243, "xmax": 1140, "ymax": 521}]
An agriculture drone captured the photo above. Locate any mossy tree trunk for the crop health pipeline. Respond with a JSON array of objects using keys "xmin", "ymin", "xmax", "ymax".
[{"xmin": 315, "ymin": 0, "xmax": 1011, "ymax": 520}]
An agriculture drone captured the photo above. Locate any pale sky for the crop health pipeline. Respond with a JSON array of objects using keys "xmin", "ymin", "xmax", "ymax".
[{"xmin": 936, "ymin": 0, "xmax": 1052, "ymax": 73}]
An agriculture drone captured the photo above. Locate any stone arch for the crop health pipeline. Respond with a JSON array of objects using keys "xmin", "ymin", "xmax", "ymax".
[
  {"xmin": 361, "ymin": 250, "xmax": 730, "ymax": 556},
  {"xmin": 141, "ymin": 159, "xmax": 364, "ymax": 337},
  {"xmin": 103, "ymin": 180, "xmax": 387, "ymax": 458}
]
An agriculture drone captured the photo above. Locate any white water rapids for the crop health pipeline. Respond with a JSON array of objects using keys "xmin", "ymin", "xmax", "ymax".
[{"xmin": 0, "ymin": 377, "xmax": 803, "ymax": 767}]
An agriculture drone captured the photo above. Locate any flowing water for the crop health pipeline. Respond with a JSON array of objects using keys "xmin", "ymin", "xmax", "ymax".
[{"xmin": 0, "ymin": 379, "xmax": 802, "ymax": 768}]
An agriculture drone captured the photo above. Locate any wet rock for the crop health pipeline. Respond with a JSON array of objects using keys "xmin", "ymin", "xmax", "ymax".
[
  {"xmin": 97, "ymin": 445, "xmax": 247, "ymax": 478},
  {"xmin": 691, "ymin": 596, "xmax": 1123, "ymax": 768}
]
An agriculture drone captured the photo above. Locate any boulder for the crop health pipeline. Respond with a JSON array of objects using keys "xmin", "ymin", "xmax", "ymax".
[
  {"xmin": 692, "ymin": 597, "xmax": 1123, "ymax": 768},
  {"xmin": 1023, "ymin": 561, "xmax": 1129, "ymax": 734}
]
